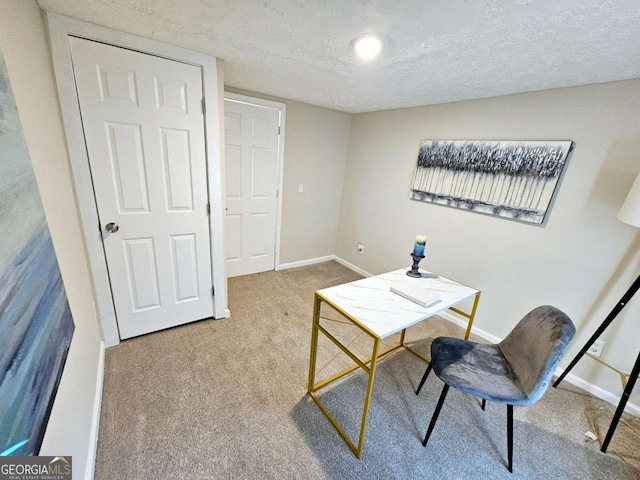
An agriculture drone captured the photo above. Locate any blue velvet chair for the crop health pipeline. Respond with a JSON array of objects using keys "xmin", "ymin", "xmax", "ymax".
[{"xmin": 416, "ymin": 305, "xmax": 575, "ymax": 473}]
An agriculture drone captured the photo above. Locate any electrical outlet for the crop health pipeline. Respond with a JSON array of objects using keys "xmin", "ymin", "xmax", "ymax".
[
  {"xmin": 588, "ymin": 340, "xmax": 606, "ymax": 357},
  {"xmin": 357, "ymin": 243, "xmax": 364, "ymax": 254}
]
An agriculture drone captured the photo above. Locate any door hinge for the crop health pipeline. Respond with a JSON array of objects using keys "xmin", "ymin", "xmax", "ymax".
[
  {"xmin": 206, "ymin": 202, "xmax": 211, "ymax": 215},
  {"xmin": 212, "ymin": 286, "xmax": 215, "ymax": 297},
  {"xmin": 201, "ymin": 98, "xmax": 206, "ymax": 114},
  {"xmin": 276, "ymin": 190, "xmax": 279, "ymax": 199},
  {"xmin": 278, "ymin": 125, "xmax": 281, "ymax": 135}
]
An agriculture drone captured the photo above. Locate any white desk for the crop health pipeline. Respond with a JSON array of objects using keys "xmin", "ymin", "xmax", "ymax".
[{"xmin": 307, "ymin": 268, "xmax": 481, "ymax": 458}]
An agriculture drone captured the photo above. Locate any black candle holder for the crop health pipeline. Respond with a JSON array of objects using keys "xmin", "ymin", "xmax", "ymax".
[{"xmin": 406, "ymin": 253, "xmax": 425, "ymax": 278}]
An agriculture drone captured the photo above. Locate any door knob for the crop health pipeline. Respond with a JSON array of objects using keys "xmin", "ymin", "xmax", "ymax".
[{"xmin": 105, "ymin": 222, "xmax": 119, "ymax": 233}]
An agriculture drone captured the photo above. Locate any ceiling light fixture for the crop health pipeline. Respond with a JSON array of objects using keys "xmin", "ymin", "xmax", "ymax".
[{"xmin": 353, "ymin": 35, "xmax": 382, "ymax": 60}]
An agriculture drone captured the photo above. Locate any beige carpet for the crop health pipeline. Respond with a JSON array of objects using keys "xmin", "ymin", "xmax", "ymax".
[{"xmin": 95, "ymin": 261, "xmax": 640, "ymax": 479}]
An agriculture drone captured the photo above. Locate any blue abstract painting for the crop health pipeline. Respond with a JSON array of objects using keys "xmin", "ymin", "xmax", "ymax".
[{"xmin": 0, "ymin": 49, "xmax": 75, "ymax": 456}]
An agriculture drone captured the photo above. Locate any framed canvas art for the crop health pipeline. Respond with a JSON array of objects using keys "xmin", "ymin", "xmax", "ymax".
[
  {"xmin": 0, "ymin": 49, "xmax": 75, "ymax": 456},
  {"xmin": 409, "ymin": 140, "xmax": 573, "ymax": 225}
]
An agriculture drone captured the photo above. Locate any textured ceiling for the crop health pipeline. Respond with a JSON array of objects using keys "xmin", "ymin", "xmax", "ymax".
[{"xmin": 38, "ymin": 0, "xmax": 640, "ymax": 113}]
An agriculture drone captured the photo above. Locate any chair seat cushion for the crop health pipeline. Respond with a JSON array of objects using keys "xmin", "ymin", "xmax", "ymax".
[{"xmin": 431, "ymin": 337, "xmax": 530, "ymax": 405}]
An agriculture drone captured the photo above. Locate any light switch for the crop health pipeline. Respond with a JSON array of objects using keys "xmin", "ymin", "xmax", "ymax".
[{"xmin": 298, "ymin": 184, "xmax": 304, "ymax": 193}]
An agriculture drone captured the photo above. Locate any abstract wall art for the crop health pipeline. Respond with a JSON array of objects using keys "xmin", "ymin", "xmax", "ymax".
[
  {"xmin": 409, "ymin": 140, "xmax": 573, "ymax": 225},
  {"xmin": 0, "ymin": 49, "xmax": 75, "ymax": 456}
]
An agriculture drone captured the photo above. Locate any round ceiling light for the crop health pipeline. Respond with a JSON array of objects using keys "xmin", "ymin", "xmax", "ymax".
[{"xmin": 353, "ymin": 35, "xmax": 382, "ymax": 60}]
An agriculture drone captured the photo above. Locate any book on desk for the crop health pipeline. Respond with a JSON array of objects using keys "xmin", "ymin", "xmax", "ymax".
[{"xmin": 390, "ymin": 282, "xmax": 442, "ymax": 308}]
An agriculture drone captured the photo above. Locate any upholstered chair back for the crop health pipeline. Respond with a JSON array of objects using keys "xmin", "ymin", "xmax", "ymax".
[{"xmin": 498, "ymin": 305, "xmax": 575, "ymax": 405}]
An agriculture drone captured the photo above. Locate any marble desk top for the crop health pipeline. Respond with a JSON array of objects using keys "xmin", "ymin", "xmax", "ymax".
[{"xmin": 316, "ymin": 269, "xmax": 479, "ymax": 339}]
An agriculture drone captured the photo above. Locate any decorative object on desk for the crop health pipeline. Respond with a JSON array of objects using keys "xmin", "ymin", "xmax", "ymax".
[
  {"xmin": 553, "ymin": 171, "xmax": 640, "ymax": 453},
  {"xmin": 390, "ymin": 282, "xmax": 441, "ymax": 308},
  {"xmin": 413, "ymin": 234, "xmax": 427, "ymax": 256},
  {"xmin": 407, "ymin": 253, "xmax": 425, "ymax": 278},
  {"xmin": 407, "ymin": 234, "xmax": 426, "ymax": 277},
  {"xmin": 409, "ymin": 140, "xmax": 573, "ymax": 225},
  {"xmin": 0, "ymin": 51, "xmax": 75, "ymax": 457}
]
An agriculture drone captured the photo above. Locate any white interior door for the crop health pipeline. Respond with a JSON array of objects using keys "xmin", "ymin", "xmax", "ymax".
[
  {"xmin": 69, "ymin": 37, "xmax": 214, "ymax": 339},
  {"xmin": 224, "ymin": 99, "xmax": 280, "ymax": 277}
]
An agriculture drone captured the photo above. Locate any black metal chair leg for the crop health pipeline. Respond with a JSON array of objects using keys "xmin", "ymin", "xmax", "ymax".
[
  {"xmin": 416, "ymin": 364, "xmax": 433, "ymax": 395},
  {"xmin": 481, "ymin": 399, "xmax": 486, "ymax": 411},
  {"xmin": 507, "ymin": 404, "xmax": 513, "ymax": 473},
  {"xmin": 422, "ymin": 384, "xmax": 449, "ymax": 446}
]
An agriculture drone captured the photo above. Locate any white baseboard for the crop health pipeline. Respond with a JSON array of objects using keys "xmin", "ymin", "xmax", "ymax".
[
  {"xmin": 86, "ymin": 341, "xmax": 105, "ymax": 480},
  {"xmin": 440, "ymin": 310, "xmax": 501, "ymax": 343},
  {"xmin": 333, "ymin": 256, "xmax": 373, "ymax": 277},
  {"xmin": 439, "ymin": 311, "xmax": 640, "ymax": 417},
  {"xmin": 276, "ymin": 254, "xmax": 373, "ymax": 278},
  {"xmin": 277, "ymin": 255, "xmax": 335, "ymax": 271},
  {"xmin": 555, "ymin": 368, "xmax": 640, "ymax": 418}
]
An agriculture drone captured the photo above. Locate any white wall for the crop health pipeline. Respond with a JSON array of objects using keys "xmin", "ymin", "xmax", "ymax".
[
  {"xmin": 225, "ymin": 87, "xmax": 352, "ymax": 265},
  {"xmin": 337, "ymin": 79, "xmax": 640, "ymax": 405},
  {"xmin": 0, "ymin": 1, "xmax": 103, "ymax": 478}
]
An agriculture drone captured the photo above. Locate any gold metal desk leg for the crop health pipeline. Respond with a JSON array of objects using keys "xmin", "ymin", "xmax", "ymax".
[
  {"xmin": 307, "ymin": 293, "xmax": 382, "ymax": 458},
  {"xmin": 463, "ymin": 292, "xmax": 482, "ymax": 340},
  {"xmin": 355, "ymin": 337, "xmax": 380, "ymax": 458},
  {"xmin": 307, "ymin": 293, "xmax": 322, "ymax": 393}
]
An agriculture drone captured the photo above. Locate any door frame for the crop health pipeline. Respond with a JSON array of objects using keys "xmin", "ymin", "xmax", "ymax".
[
  {"xmin": 47, "ymin": 13, "xmax": 229, "ymax": 347},
  {"xmin": 223, "ymin": 92, "xmax": 287, "ymax": 272}
]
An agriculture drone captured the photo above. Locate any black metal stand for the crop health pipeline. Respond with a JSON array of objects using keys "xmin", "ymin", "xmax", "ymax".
[
  {"xmin": 553, "ymin": 273, "xmax": 640, "ymax": 452},
  {"xmin": 407, "ymin": 253, "xmax": 425, "ymax": 278}
]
